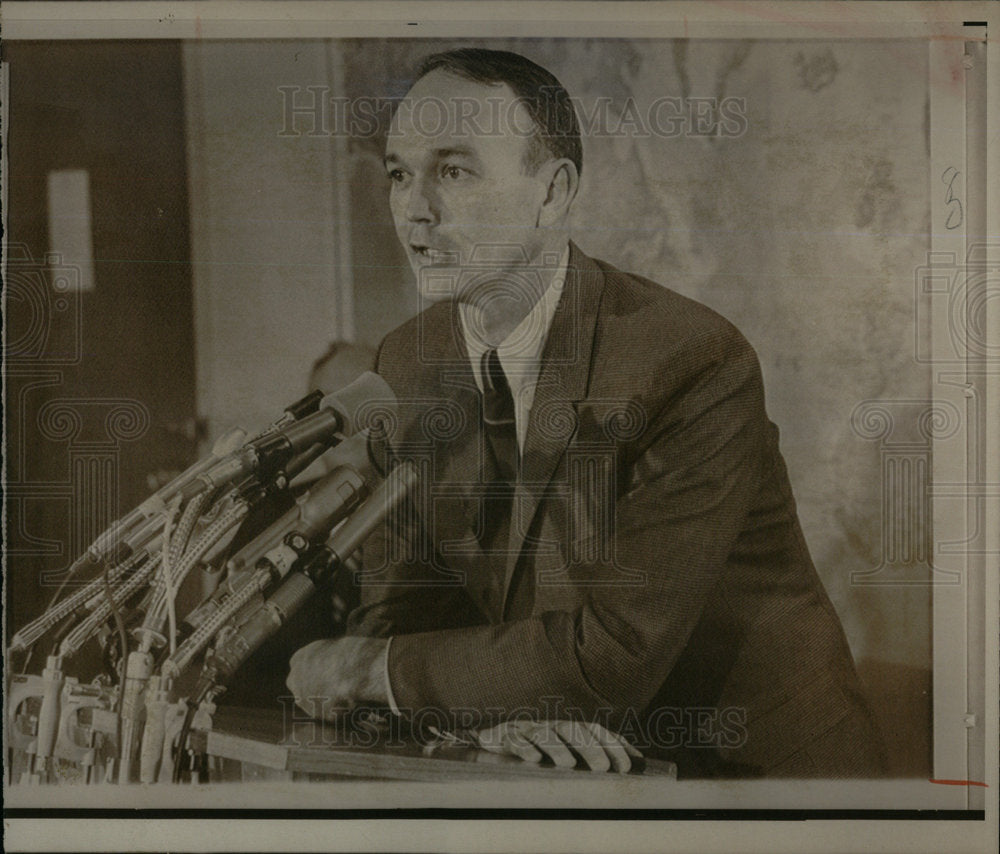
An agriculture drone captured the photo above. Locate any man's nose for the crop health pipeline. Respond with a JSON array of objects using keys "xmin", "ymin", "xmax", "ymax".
[{"xmin": 405, "ymin": 176, "xmax": 437, "ymax": 223}]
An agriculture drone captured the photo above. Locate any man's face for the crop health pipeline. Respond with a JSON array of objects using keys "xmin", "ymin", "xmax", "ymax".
[{"xmin": 385, "ymin": 69, "xmax": 551, "ymax": 304}]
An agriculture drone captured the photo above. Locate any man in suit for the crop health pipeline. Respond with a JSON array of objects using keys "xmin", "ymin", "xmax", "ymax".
[{"xmin": 286, "ymin": 48, "xmax": 886, "ymax": 778}]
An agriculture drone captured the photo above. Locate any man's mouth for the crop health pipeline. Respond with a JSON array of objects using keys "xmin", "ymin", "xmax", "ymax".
[{"xmin": 410, "ymin": 244, "xmax": 457, "ymax": 264}]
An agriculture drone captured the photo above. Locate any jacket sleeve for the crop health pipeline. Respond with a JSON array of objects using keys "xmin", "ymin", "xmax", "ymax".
[
  {"xmin": 385, "ymin": 325, "xmax": 769, "ymax": 724},
  {"xmin": 346, "ymin": 493, "xmax": 484, "ymax": 637}
]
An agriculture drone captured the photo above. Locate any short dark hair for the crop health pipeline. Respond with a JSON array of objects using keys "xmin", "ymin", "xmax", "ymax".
[{"xmin": 415, "ymin": 48, "xmax": 583, "ymax": 176}]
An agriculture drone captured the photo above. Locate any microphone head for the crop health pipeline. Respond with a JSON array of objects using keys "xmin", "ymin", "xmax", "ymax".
[
  {"xmin": 320, "ymin": 371, "xmax": 397, "ymax": 438},
  {"xmin": 211, "ymin": 425, "xmax": 248, "ymax": 456}
]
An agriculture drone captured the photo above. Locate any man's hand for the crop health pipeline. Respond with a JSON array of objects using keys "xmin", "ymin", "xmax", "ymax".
[
  {"xmin": 472, "ymin": 720, "xmax": 643, "ymax": 773},
  {"xmin": 286, "ymin": 636, "xmax": 389, "ymax": 720}
]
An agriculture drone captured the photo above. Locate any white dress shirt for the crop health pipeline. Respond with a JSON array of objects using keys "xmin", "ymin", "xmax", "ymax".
[{"xmin": 458, "ymin": 244, "xmax": 570, "ymax": 454}]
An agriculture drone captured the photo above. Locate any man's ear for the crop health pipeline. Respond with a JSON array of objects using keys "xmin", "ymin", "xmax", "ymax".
[{"xmin": 537, "ymin": 158, "xmax": 579, "ymax": 228}]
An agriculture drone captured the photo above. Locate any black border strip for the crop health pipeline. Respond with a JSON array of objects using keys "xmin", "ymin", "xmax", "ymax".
[{"xmin": 3, "ymin": 809, "xmax": 987, "ymax": 820}]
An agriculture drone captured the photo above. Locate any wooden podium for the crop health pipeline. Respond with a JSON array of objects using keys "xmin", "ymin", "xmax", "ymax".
[{"xmin": 195, "ymin": 707, "xmax": 678, "ymax": 783}]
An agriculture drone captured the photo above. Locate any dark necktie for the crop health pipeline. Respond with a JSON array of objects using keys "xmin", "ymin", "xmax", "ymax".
[
  {"xmin": 481, "ymin": 348, "xmax": 518, "ymax": 483},
  {"xmin": 479, "ymin": 348, "xmax": 518, "ymax": 555}
]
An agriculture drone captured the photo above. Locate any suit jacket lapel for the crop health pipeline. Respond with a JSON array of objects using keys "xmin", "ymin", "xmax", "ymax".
[{"xmin": 501, "ymin": 243, "xmax": 606, "ymax": 606}]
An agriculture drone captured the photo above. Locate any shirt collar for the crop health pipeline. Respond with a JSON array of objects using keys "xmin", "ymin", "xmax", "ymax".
[{"xmin": 459, "ymin": 244, "xmax": 570, "ymax": 394}]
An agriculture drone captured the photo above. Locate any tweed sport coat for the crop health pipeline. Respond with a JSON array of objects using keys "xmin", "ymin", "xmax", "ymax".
[{"xmin": 349, "ymin": 242, "xmax": 886, "ymax": 778}]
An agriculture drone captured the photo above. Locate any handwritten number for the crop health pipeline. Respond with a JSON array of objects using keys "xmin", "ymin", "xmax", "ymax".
[{"xmin": 942, "ymin": 167, "xmax": 963, "ymax": 230}]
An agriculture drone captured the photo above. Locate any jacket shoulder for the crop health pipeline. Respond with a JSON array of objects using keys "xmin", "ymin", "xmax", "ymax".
[
  {"xmin": 374, "ymin": 301, "xmax": 456, "ymax": 386},
  {"xmin": 590, "ymin": 256, "xmax": 757, "ymax": 373}
]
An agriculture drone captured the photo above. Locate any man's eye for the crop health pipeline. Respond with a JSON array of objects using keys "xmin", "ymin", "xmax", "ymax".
[
  {"xmin": 387, "ymin": 169, "xmax": 407, "ymax": 183},
  {"xmin": 441, "ymin": 165, "xmax": 468, "ymax": 180}
]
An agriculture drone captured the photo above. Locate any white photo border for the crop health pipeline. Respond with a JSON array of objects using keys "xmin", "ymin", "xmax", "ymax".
[{"xmin": 2, "ymin": 2, "xmax": 997, "ymax": 853}]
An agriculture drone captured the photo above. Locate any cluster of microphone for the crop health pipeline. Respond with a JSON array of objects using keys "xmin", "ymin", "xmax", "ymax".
[{"xmin": 7, "ymin": 372, "xmax": 414, "ymax": 785}]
